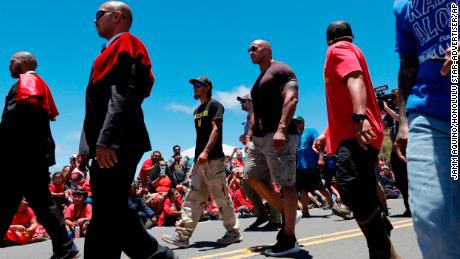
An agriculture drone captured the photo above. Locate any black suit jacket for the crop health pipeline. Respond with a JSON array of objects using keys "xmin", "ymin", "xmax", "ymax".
[
  {"xmin": 80, "ymin": 53, "xmax": 152, "ymax": 158},
  {"xmin": 0, "ymin": 82, "xmax": 56, "ymax": 166}
]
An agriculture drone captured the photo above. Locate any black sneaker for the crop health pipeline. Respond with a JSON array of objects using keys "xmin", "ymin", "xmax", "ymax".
[
  {"xmin": 50, "ymin": 242, "xmax": 80, "ymax": 259},
  {"xmin": 264, "ymin": 234, "xmax": 300, "ymax": 257},
  {"xmin": 402, "ymin": 210, "xmax": 412, "ymax": 217},
  {"xmin": 246, "ymin": 216, "xmax": 269, "ymax": 230},
  {"xmin": 260, "ymin": 222, "xmax": 282, "ymax": 231}
]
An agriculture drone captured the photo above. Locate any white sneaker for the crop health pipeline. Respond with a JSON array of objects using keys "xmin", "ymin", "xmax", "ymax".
[{"xmin": 296, "ymin": 210, "xmax": 302, "ymax": 224}]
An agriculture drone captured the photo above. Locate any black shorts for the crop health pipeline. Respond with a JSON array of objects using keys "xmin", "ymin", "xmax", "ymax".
[
  {"xmin": 295, "ymin": 168, "xmax": 324, "ymax": 192},
  {"xmin": 335, "ymin": 139, "xmax": 380, "ymax": 221}
]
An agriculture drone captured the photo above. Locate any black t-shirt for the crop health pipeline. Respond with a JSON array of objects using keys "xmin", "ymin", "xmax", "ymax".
[
  {"xmin": 194, "ymin": 99, "xmax": 225, "ymax": 161},
  {"xmin": 251, "ymin": 61, "xmax": 298, "ymax": 137}
]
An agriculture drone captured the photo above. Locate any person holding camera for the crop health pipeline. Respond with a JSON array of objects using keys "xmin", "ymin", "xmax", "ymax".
[{"xmin": 381, "ymin": 90, "xmax": 410, "ymax": 217}]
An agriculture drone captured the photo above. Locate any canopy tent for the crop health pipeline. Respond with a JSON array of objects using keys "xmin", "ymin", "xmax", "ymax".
[{"xmin": 181, "ymin": 144, "xmax": 245, "ymax": 160}]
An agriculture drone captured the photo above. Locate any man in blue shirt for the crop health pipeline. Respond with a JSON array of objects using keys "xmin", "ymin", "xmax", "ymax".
[
  {"xmin": 293, "ymin": 115, "xmax": 333, "ymax": 217},
  {"xmin": 394, "ymin": 1, "xmax": 459, "ymax": 258}
]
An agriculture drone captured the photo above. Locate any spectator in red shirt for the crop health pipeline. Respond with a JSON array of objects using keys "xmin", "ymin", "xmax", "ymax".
[
  {"xmin": 232, "ymin": 150, "xmax": 245, "ymax": 168},
  {"xmin": 49, "ymin": 172, "xmax": 68, "ymax": 212},
  {"xmin": 151, "ymin": 160, "xmax": 176, "ymax": 194},
  {"xmin": 3, "ymin": 198, "xmax": 47, "ymax": 246},
  {"xmin": 82, "ymin": 176, "xmax": 92, "ymax": 200},
  {"xmin": 232, "ymin": 179, "xmax": 255, "ymax": 218},
  {"xmin": 138, "ymin": 151, "xmax": 162, "ymax": 185},
  {"xmin": 64, "ymin": 189, "xmax": 92, "ymax": 238},
  {"xmin": 158, "ymin": 189, "xmax": 183, "ymax": 227}
]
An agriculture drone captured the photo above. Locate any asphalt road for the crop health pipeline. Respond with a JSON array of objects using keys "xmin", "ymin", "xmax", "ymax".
[{"xmin": 0, "ymin": 198, "xmax": 422, "ymax": 259}]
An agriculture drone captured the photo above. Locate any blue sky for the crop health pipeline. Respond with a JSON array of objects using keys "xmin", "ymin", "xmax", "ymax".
[{"xmin": 0, "ymin": 1, "xmax": 399, "ymax": 171}]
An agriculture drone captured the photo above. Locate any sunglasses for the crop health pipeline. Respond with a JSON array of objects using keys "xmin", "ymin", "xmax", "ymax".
[
  {"xmin": 96, "ymin": 10, "xmax": 123, "ymax": 20},
  {"xmin": 193, "ymin": 82, "xmax": 208, "ymax": 88},
  {"xmin": 248, "ymin": 45, "xmax": 264, "ymax": 53}
]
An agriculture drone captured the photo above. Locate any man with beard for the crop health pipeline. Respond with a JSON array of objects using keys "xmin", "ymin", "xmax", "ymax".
[{"xmin": 162, "ymin": 76, "xmax": 242, "ymax": 248}]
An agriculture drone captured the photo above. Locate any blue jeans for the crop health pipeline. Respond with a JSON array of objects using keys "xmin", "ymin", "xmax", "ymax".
[{"xmin": 407, "ymin": 112, "xmax": 460, "ymax": 259}]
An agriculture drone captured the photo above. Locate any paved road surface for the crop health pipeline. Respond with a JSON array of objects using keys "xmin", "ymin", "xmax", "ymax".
[{"xmin": 0, "ymin": 198, "xmax": 421, "ymax": 259}]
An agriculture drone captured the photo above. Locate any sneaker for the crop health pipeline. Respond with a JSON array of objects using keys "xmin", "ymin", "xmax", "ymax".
[
  {"xmin": 216, "ymin": 231, "xmax": 243, "ymax": 244},
  {"xmin": 260, "ymin": 222, "xmax": 282, "ymax": 231},
  {"xmin": 332, "ymin": 203, "xmax": 353, "ymax": 220},
  {"xmin": 50, "ymin": 242, "xmax": 80, "ymax": 259},
  {"xmin": 276, "ymin": 211, "xmax": 302, "ymax": 240},
  {"xmin": 264, "ymin": 234, "xmax": 300, "ymax": 257},
  {"xmin": 162, "ymin": 234, "xmax": 190, "ymax": 248},
  {"xmin": 402, "ymin": 210, "xmax": 412, "ymax": 217},
  {"xmin": 246, "ymin": 216, "xmax": 269, "ymax": 230},
  {"xmin": 296, "ymin": 210, "xmax": 302, "ymax": 224}
]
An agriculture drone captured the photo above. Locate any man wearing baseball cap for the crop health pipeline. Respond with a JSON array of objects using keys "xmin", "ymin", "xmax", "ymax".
[
  {"xmin": 313, "ymin": 21, "xmax": 400, "ymax": 258},
  {"xmin": 293, "ymin": 115, "xmax": 334, "ymax": 217},
  {"xmin": 237, "ymin": 94, "xmax": 282, "ymax": 231},
  {"xmin": 162, "ymin": 76, "xmax": 242, "ymax": 248}
]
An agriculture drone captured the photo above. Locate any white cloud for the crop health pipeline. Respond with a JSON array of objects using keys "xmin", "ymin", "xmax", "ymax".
[
  {"xmin": 166, "ymin": 103, "xmax": 195, "ymax": 114},
  {"xmin": 214, "ymin": 85, "xmax": 251, "ymax": 110}
]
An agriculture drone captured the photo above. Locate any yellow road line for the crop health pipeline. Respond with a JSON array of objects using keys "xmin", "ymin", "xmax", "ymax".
[
  {"xmin": 189, "ymin": 220, "xmax": 413, "ymax": 259},
  {"xmin": 222, "ymin": 223, "xmax": 413, "ymax": 259},
  {"xmin": 297, "ymin": 219, "xmax": 412, "ymax": 242}
]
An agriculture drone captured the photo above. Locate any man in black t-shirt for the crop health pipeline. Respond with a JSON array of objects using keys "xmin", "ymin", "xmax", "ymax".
[
  {"xmin": 162, "ymin": 76, "xmax": 241, "ymax": 248},
  {"xmin": 244, "ymin": 40, "xmax": 301, "ymax": 256}
]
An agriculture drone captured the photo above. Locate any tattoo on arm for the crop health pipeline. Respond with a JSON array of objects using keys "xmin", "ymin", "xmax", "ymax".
[
  {"xmin": 398, "ymin": 53, "xmax": 419, "ymax": 102},
  {"xmin": 278, "ymin": 80, "xmax": 299, "ymax": 132},
  {"xmin": 284, "ymin": 80, "xmax": 299, "ymax": 92}
]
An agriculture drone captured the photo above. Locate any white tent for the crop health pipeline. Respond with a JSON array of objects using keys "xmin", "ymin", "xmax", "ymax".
[{"xmin": 182, "ymin": 144, "xmax": 245, "ymax": 160}]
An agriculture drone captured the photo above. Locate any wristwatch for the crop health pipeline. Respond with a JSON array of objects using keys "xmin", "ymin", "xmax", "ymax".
[{"xmin": 352, "ymin": 113, "xmax": 368, "ymax": 123}]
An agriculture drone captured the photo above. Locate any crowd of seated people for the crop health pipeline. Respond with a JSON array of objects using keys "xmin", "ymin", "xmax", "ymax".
[{"xmin": 2, "ymin": 145, "xmax": 403, "ymax": 247}]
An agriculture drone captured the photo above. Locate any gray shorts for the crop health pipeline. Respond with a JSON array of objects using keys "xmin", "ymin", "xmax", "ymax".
[{"xmin": 244, "ymin": 133, "xmax": 297, "ymax": 187}]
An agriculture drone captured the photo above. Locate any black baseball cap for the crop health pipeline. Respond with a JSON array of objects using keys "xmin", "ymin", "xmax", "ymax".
[
  {"xmin": 327, "ymin": 20, "xmax": 354, "ymax": 42},
  {"xmin": 189, "ymin": 76, "xmax": 212, "ymax": 87}
]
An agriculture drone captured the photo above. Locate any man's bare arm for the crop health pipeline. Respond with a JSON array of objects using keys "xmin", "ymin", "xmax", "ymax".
[
  {"xmin": 277, "ymin": 80, "xmax": 299, "ymax": 133},
  {"xmin": 204, "ymin": 119, "xmax": 222, "ymax": 154},
  {"xmin": 394, "ymin": 53, "xmax": 419, "ymax": 161}
]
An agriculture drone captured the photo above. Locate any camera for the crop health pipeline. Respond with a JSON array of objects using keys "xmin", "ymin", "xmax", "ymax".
[{"xmin": 374, "ymin": 85, "xmax": 397, "ymax": 111}]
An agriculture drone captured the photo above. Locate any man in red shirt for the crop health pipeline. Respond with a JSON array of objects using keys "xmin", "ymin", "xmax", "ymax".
[{"xmin": 313, "ymin": 21, "xmax": 400, "ymax": 259}]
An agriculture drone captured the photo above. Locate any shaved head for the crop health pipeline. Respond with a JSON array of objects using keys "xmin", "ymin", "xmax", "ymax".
[
  {"xmin": 251, "ymin": 40, "xmax": 272, "ymax": 53},
  {"xmin": 95, "ymin": 1, "xmax": 133, "ymax": 39},
  {"xmin": 102, "ymin": 1, "xmax": 133, "ymax": 27},
  {"xmin": 10, "ymin": 51, "xmax": 37, "ymax": 78},
  {"xmin": 248, "ymin": 39, "xmax": 273, "ymax": 66},
  {"xmin": 14, "ymin": 52, "xmax": 37, "ymax": 70}
]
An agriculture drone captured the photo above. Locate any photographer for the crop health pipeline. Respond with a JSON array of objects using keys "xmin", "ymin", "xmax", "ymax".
[{"xmin": 381, "ymin": 90, "xmax": 410, "ymax": 217}]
